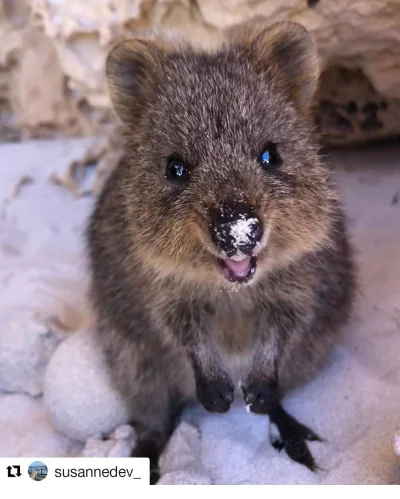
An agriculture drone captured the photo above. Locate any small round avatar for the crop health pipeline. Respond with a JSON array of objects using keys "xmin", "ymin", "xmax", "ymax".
[{"xmin": 28, "ymin": 461, "xmax": 48, "ymax": 481}]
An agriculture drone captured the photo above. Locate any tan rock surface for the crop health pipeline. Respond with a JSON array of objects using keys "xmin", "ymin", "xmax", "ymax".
[
  {"xmin": 0, "ymin": 0, "xmax": 79, "ymax": 139},
  {"xmin": 1, "ymin": 0, "xmax": 400, "ymax": 145}
]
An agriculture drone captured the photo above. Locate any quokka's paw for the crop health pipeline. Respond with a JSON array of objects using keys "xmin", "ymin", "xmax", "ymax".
[
  {"xmin": 196, "ymin": 376, "xmax": 235, "ymax": 413},
  {"xmin": 269, "ymin": 405, "xmax": 322, "ymax": 472},
  {"xmin": 241, "ymin": 379, "xmax": 278, "ymax": 414}
]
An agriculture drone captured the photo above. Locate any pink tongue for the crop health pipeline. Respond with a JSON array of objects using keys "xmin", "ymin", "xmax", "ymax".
[{"xmin": 223, "ymin": 256, "xmax": 252, "ymax": 277}]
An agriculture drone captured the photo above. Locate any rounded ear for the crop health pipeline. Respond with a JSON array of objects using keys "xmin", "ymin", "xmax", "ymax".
[
  {"xmin": 105, "ymin": 38, "xmax": 164, "ymax": 128},
  {"xmin": 226, "ymin": 19, "xmax": 320, "ymax": 112}
]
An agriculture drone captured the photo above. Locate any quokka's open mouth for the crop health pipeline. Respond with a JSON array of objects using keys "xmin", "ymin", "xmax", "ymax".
[{"xmin": 218, "ymin": 254, "xmax": 257, "ymax": 284}]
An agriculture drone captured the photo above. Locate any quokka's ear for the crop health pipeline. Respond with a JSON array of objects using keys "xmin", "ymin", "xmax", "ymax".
[
  {"xmin": 226, "ymin": 19, "xmax": 320, "ymax": 112},
  {"xmin": 105, "ymin": 38, "xmax": 166, "ymax": 128}
]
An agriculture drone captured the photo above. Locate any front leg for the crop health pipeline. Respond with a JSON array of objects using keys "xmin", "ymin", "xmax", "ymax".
[
  {"xmin": 241, "ymin": 331, "xmax": 321, "ymax": 471},
  {"xmin": 165, "ymin": 301, "xmax": 234, "ymax": 413},
  {"xmin": 189, "ymin": 344, "xmax": 235, "ymax": 413}
]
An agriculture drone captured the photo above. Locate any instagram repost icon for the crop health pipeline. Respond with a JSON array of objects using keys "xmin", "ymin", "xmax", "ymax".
[{"xmin": 28, "ymin": 461, "xmax": 48, "ymax": 482}]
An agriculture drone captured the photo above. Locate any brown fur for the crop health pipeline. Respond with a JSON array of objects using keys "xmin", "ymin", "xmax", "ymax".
[{"xmin": 86, "ymin": 19, "xmax": 356, "ymax": 482}]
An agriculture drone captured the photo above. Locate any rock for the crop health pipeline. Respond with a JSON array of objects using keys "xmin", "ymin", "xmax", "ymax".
[
  {"xmin": 110, "ymin": 424, "xmax": 136, "ymax": 441},
  {"xmin": 79, "ymin": 424, "xmax": 136, "ymax": 457},
  {"xmin": 2, "ymin": 1, "xmax": 400, "ymax": 145},
  {"xmin": 30, "ymin": 0, "xmax": 400, "ymax": 146},
  {"xmin": 0, "ymin": 393, "xmax": 82, "ymax": 457},
  {"xmin": 395, "ymin": 428, "xmax": 400, "ymax": 457},
  {"xmin": 0, "ymin": 307, "xmax": 67, "ymax": 396},
  {"xmin": 324, "ymin": 421, "xmax": 400, "ymax": 485},
  {"xmin": 158, "ymin": 471, "xmax": 213, "ymax": 485},
  {"xmin": 43, "ymin": 328, "xmax": 130, "ymax": 442},
  {"xmin": 0, "ymin": 0, "xmax": 87, "ymax": 140},
  {"xmin": 158, "ymin": 421, "xmax": 213, "ymax": 484},
  {"xmin": 78, "ymin": 435, "xmax": 115, "ymax": 458},
  {"xmin": 315, "ymin": 66, "xmax": 400, "ymax": 147},
  {"xmin": 107, "ymin": 439, "xmax": 135, "ymax": 457}
]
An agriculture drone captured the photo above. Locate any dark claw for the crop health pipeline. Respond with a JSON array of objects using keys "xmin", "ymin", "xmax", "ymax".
[
  {"xmin": 131, "ymin": 435, "xmax": 164, "ymax": 485},
  {"xmin": 241, "ymin": 381, "xmax": 278, "ymax": 414},
  {"xmin": 269, "ymin": 405, "xmax": 322, "ymax": 472},
  {"xmin": 150, "ymin": 468, "xmax": 160, "ymax": 485},
  {"xmin": 286, "ymin": 439, "xmax": 318, "ymax": 471},
  {"xmin": 196, "ymin": 377, "xmax": 235, "ymax": 413}
]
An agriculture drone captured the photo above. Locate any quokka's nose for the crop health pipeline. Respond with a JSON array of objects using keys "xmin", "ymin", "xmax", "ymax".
[{"xmin": 211, "ymin": 203, "xmax": 262, "ymax": 257}]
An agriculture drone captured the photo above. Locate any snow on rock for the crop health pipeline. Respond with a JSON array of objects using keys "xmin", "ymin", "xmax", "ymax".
[
  {"xmin": 0, "ymin": 307, "xmax": 67, "ymax": 396},
  {"xmin": 43, "ymin": 328, "xmax": 130, "ymax": 442},
  {"xmin": 395, "ymin": 428, "xmax": 400, "ymax": 458},
  {"xmin": 158, "ymin": 422, "xmax": 213, "ymax": 485},
  {"xmin": 324, "ymin": 421, "xmax": 400, "ymax": 485},
  {"xmin": 79, "ymin": 425, "xmax": 136, "ymax": 458},
  {"xmin": 0, "ymin": 393, "xmax": 82, "ymax": 457}
]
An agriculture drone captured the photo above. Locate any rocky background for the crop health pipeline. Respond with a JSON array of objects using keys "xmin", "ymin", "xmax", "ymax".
[{"xmin": 1, "ymin": 0, "xmax": 400, "ymax": 146}]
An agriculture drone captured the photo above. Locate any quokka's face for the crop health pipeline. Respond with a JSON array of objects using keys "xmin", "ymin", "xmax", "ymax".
[{"xmin": 106, "ymin": 21, "xmax": 337, "ymax": 289}]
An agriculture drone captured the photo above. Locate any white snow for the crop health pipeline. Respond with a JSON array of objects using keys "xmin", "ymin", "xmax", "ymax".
[
  {"xmin": 229, "ymin": 217, "xmax": 258, "ymax": 248},
  {"xmin": 0, "ymin": 308, "xmax": 66, "ymax": 396},
  {"xmin": 0, "ymin": 139, "xmax": 399, "ymax": 483},
  {"xmin": 395, "ymin": 429, "xmax": 400, "ymax": 457},
  {"xmin": 79, "ymin": 425, "xmax": 136, "ymax": 458},
  {"xmin": 43, "ymin": 328, "xmax": 130, "ymax": 442}
]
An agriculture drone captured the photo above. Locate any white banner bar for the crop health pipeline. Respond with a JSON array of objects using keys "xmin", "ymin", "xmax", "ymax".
[
  {"xmin": 0, "ymin": 457, "xmax": 150, "ymax": 496},
  {"xmin": 0, "ymin": 458, "xmax": 398, "ymax": 496}
]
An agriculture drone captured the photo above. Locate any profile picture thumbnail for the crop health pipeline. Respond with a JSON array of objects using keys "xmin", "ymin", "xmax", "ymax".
[{"xmin": 28, "ymin": 461, "xmax": 48, "ymax": 481}]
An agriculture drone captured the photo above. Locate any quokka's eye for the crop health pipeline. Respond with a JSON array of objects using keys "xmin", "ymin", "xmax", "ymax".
[
  {"xmin": 258, "ymin": 143, "xmax": 282, "ymax": 172},
  {"xmin": 165, "ymin": 156, "xmax": 190, "ymax": 184}
]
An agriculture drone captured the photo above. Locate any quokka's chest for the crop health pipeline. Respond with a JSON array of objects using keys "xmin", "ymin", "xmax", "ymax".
[
  {"xmin": 209, "ymin": 293, "xmax": 272, "ymax": 381},
  {"xmin": 212, "ymin": 296, "xmax": 259, "ymax": 353},
  {"xmin": 212, "ymin": 306, "xmax": 257, "ymax": 383}
]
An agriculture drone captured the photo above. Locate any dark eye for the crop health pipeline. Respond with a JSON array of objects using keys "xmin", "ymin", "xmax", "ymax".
[
  {"xmin": 258, "ymin": 143, "xmax": 281, "ymax": 171},
  {"xmin": 165, "ymin": 156, "xmax": 190, "ymax": 184}
]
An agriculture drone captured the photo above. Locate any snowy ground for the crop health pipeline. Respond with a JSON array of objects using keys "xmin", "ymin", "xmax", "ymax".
[{"xmin": 0, "ymin": 138, "xmax": 399, "ymax": 484}]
